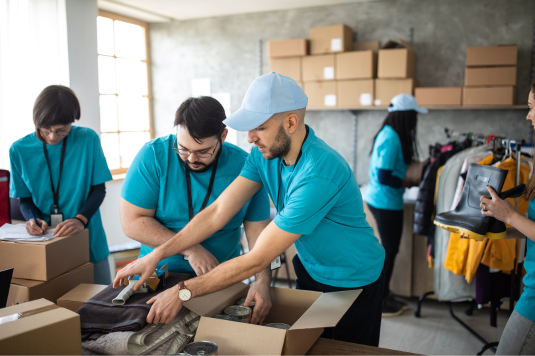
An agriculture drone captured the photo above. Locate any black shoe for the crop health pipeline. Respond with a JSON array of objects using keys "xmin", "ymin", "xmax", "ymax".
[
  {"xmin": 382, "ymin": 294, "xmax": 408, "ymax": 317},
  {"xmin": 485, "ymin": 184, "xmax": 526, "ymax": 240},
  {"xmin": 434, "ymin": 163, "xmax": 508, "ymax": 241}
]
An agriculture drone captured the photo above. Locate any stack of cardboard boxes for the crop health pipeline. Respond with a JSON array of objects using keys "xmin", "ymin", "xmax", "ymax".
[
  {"xmin": 463, "ymin": 45, "xmax": 518, "ymax": 106},
  {"xmin": 0, "ymin": 230, "xmax": 94, "ymax": 307}
]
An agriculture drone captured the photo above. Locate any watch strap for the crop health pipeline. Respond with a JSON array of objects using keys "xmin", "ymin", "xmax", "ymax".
[
  {"xmin": 72, "ymin": 216, "xmax": 87, "ymax": 228},
  {"xmin": 178, "ymin": 281, "xmax": 185, "ymax": 291}
]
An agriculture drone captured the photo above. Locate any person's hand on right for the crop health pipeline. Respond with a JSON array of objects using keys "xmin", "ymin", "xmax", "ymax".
[
  {"xmin": 184, "ymin": 244, "xmax": 219, "ymax": 276},
  {"xmin": 26, "ymin": 218, "xmax": 48, "ymax": 236},
  {"xmin": 113, "ymin": 251, "xmax": 161, "ymax": 291}
]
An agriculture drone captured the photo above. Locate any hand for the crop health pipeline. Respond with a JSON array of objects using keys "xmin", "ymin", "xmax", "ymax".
[
  {"xmin": 184, "ymin": 245, "xmax": 219, "ymax": 276},
  {"xmin": 245, "ymin": 282, "xmax": 272, "ymax": 325},
  {"xmin": 480, "ymin": 186, "xmax": 517, "ymax": 224},
  {"xmin": 53, "ymin": 218, "xmax": 84, "ymax": 237},
  {"xmin": 26, "ymin": 218, "xmax": 48, "ymax": 236},
  {"xmin": 146, "ymin": 285, "xmax": 184, "ymax": 324},
  {"xmin": 113, "ymin": 251, "xmax": 160, "ymax": 291}
]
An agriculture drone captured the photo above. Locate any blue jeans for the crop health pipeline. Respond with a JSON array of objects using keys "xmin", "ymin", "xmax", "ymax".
[{"xmin": 93, "ymin": 257, "xmax": 112, "ymax": 285}]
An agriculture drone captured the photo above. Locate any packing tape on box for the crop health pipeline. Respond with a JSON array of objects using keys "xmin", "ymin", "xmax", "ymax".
[{"xmin": 0, "ymin": 304, "xmax": 60, "ymax": 325}]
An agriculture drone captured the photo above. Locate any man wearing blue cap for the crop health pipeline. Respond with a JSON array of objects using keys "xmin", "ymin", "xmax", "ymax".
[{"xmin": 114, "ymin": 72, "xmax": 386, "ymax": 346}]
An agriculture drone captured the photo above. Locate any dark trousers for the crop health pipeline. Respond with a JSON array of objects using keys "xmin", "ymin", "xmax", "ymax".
[
  {"xmin": 292, "ymin": 255, "xmax": 385, "ymax": 347},
  {"xmin": 367, "ymin": 204, "xmax": 404, "ymax": 299}
]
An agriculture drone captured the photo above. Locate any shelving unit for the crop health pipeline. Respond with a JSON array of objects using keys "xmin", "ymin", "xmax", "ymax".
[{"xmin": 307, "ymin": 105, "xmax": 528, "ymax": 111}]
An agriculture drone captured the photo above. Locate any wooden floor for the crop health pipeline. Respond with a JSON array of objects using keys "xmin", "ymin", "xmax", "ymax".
[{"xmin": 379, "ymin": 297, "xmax": 509, "ymax": 355}]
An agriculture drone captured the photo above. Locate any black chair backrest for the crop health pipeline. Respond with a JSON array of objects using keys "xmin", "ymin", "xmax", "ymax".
[
  {"xmin": 0, "ymin": 268, "xmax": 13, "ymax": 308},
  {"xmin": 10, "ymin": 197, "xmax": 24, "ymax": 221}
]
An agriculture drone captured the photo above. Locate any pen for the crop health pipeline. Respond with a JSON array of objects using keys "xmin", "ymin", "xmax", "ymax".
[{"xmin": 29, "ymin": 209, "xmax": 45, "ymax": 236}]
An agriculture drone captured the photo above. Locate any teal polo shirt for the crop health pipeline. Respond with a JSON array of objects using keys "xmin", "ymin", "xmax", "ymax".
[
  {"xmin": 516, "ymin": 200, "xmax": 535, "ymax": 322},
  {"xmin": 364, "ymin": 125, "xmax": 407, "ymax": 210},
  {"xmin": 121, "ymin": 135, "xmax": 270, "ymax": 274},
  {"xmin": 240, "ymin": 125, "xmax": 384, "ymax": 288},
  {"xmin": 9, "ymin": 126, "xmax": 112, "ymax": 263}
]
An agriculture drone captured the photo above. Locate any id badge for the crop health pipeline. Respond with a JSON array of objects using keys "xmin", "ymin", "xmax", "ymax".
[
  {"xmin": 270, "ymin": 255, "xmax": 282, "ymax": 271},
  {"xmin": 50, "ymin": 213, "xmax": 64, "ymax": 227}
]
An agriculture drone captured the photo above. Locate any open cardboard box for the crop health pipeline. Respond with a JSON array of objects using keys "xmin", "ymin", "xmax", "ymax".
[{"xmin": 184, "ymin": 283, "xmax": 360, "ymax": 355}]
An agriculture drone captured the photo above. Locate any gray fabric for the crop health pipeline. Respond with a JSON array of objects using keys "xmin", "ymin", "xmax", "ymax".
[
  {"xmin": 82, "ymin": 331, "xmax": 134, "ymax": 355},
  {"xmin": 434, "ymin": 145, "xmax": 491, "ymax": 301},
  {"xmin": 497, "ymin": 309, "xmax": 535, "ymax": 355},
  {"xmin": 94, "ymin": 258, "xmax": 112, "ymax": 285}
]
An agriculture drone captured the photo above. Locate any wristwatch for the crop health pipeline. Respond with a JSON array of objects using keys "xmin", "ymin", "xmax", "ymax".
[{"xmin": 177, "ymin": 281, "xmax": 192, "ymax": 302}]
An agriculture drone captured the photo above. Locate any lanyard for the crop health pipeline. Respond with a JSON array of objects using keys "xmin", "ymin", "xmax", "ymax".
[
  {"xmin": 184, "ymin": 146, "xmax": 220, "ymax": 221},
  {"xmin": 276, "ymin": 129, "xmax": 309, "ymax": 213},
  {"xmin": 42, "ymin": 136, "xmax": 68, "ymax": 214}
]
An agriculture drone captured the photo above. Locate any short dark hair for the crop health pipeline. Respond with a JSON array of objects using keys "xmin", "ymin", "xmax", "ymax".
[
  {"xmin": 174, "ymin": 96, "xmax": 226, "ymax": 143},
  {"xmin": 33, "ymin": 85, "xmax": 81, "ymax": 143}
]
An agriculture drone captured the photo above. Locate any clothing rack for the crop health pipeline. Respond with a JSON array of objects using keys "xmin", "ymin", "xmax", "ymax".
[{"xmin": 415, "ymin": 129, "xmax": 526, "ymax": 355}]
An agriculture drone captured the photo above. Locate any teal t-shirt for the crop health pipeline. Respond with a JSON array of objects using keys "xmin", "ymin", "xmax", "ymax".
[
  {"xmin": 121, "ymin": 135, "xmax": 270, "ymax": 274},
  {"xmin": 364, "ymin": 125, "xmax": 407, "ymax": 210},
  {"xmin": 516, "ymin": 200, "xmax": 535, "ymax": 322},
  {"xmin": 9, "ymin": 126, "xmax": 112, "ymax": 263},
  {"xmin": 240, "ymin": 126, "xmax": 384, "ymax": 288}
]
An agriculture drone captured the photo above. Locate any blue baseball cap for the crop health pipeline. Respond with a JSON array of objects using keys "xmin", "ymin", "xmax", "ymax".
[
  {"xmin": 223, "ymin": 72, "xmax": 308, "ymax": 131},
  {"xmin": 388, "ymin": 94, "xmax": 428, "ymax": 114}
]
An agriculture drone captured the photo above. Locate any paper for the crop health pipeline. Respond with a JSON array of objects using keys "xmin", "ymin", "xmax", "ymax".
[
  {"xmin": 374, "ymin": 99, "xmax": 382, "ymax": 106},
  {"xmin": 331, "ymin": 38, "xmax": 342, "ymax": 51},
  {"xmin": 324, "ymin": 94, "xmax": 337, "ymax": 107},
  {"xmin": 0, "ymin": 224, "xmax": 55, "ymax": 242},
  {"xmin": 323, "ymin": 66, "xmax": 334, "ymax": 80},
  {"xmin": 360, "ymin": 93, "xmax": 372, "ymax": 106}
]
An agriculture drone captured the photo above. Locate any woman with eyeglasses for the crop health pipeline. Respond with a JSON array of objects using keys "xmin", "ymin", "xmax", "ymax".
[{"xmin": 9, "ymin": 85, "xmax": 113, "ymax": 284}]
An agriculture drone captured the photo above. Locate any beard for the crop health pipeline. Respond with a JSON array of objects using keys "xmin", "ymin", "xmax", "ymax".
[
  {"xmin": 261, "ymin": 123, "xmax": 291, "ymax": 160},
  {"xmin": 182, "ymin": 144, "xmax": 221, "ymax": 173}
]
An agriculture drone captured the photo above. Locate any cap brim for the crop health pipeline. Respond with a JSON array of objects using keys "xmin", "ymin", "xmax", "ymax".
[
  {"xmin": 415, "ymin": 107, "xmax": 428, "ymax": 114},
  {"xmin": 223, "ymin": 107, "xmax": 274, "ymax": 131}
]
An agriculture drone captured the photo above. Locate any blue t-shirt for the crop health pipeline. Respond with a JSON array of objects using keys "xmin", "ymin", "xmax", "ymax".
[
  {"xmin": 9, "ymin": 126, "xmax": 112, "ymax": 263},
  {"xmin": 121, "ymin": 135, "xmax": 270, "ymax": 274},
  {"xmin": 516, "ymin": 200, "xmax": 535, "ymax": 322},
  {"xmin": 240, "ymin": 126, "xmax": 384, "ymax": 288},
  {"xmin": 364, "ymin": 125, "xmax": 407, "ymax": 210}
]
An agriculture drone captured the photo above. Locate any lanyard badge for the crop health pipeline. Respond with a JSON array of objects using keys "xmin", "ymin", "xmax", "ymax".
[{"xmin": 43, "ymin": 136, "xmax": 68, "ymax": 227}]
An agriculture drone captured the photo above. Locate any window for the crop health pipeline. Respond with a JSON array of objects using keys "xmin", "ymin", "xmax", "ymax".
[{"xmin": 97, "ymin": 10, "xmax": 153, "ymax": 176}]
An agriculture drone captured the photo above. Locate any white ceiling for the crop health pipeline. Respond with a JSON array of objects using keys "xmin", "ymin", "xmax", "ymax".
[{"xmin": 97, "ymin": 0, "xmax": 371, "ymax": 23}]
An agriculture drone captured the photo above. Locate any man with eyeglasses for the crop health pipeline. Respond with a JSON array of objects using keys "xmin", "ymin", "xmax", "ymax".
[{"xmin": 120, "ymin": 96, "xmax": 273, "ymax": 324}]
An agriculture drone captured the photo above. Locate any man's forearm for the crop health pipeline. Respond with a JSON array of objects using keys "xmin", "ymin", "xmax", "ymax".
[{"xmin": 254, "ymin": 266, "xmax": 272, "ymax": 286}]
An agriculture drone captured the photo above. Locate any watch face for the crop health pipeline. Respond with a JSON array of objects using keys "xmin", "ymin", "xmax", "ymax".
[{"xmin": 179, "ymin": 288, "xmax": 192, "ymax": 301}]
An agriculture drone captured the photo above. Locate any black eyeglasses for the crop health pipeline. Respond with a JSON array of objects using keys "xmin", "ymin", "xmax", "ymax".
[
  {"xmin": 38, "ymin": 126, "xmax": 71, "ymax": 137},
  {"xmin": 173, "ymin": 136, "xmax": 219, "ymax": 159}
]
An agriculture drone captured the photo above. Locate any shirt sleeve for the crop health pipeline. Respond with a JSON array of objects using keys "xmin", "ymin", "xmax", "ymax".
[
  {"xmin": 9, "ymin": 145, "xmax": 31, "ymax": 198},
  {"xmin": 121, "ymin": 143, "xmax": 160, "ymax": 209},
  {"xmin": 91, "ymin": 132, "xmax": 113, "ymax": 185},
  {"xmin": 374, "ymin": 133, "xmax": 398, "ymax": 172},
  {"xmin": 239, "ymin": 148, "xmax": 262, "ymax": 183},
  {"xmin": 244, "ymin": 184, "xmax": 270, "ymax": 222},
  {"xmin": 274, "ymin": 177, "xmax": 341, "ymax": 235}
]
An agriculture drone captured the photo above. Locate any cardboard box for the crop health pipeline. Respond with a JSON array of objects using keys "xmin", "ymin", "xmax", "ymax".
[
  {"xmin": 375, "ymin": 79, "xmax": 416, "ymax": 107},
  {"xmin": 270, "ymin": 57, "xmax": 302, "ymax": 82},
  {"xmin": 338, "ymin": 80, "xmax": 374, "ymax": 107},
  {"xmin": 462, "ymin": 86, "xmax": 515, "ymax": 106},
  {"xmin": 304, "ymin": 81, "xmax": 337, "ymax": 108},
  {"xmin": 7, "ymin": 262, "xmax": 94, "ymax": 307},
  {"xmin": 353, "ymin": 41, "xmax": 380, "ymax": 53},
  {"xmin": 415, "ymin": 87, "xmax": 462, "ymax": 106},
  {"xmin": 0, "ymin": 298, "xmax": 82, "ymax": 355},
  {"xmin": 464, "ymin": 66, "xmax": 516, "ymax": 87},
  {"xmin": 185, "ymin": 282, "xmax": 360, "ymax": 355},
  {"xmin": 57, "ymin": 283, "xmax": 106, "ymax": 312},
  {"xmin": 309, "ymin": 24, "xmax": 353, "ymax": 54},
  {"xmin": 0, "ymin": 229, "xmax": 89, "ymax": 281},
  {"xmin": 378, "ymin": 39, "xmax": 416, "ymax": 79},
  {"xmin": 267, "ymin": 39, "xmax": 308, "ymax": 58},
  {"xmin": 302, "ymin": 54, "xmax": 335, "ymax": 82},
  {"xmin": 336, "ymin": 50, "xmax": 376, "ymax": 80},
  {"xmin": 466, "ymin": 45, "xmax": 518, "ymax": 67}
]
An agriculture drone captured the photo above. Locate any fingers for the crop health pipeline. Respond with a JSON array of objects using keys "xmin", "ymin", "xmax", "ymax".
[
  {"xmin": 53, "ymin": 221, "xmax": 66, "ymax": 236},
  {"xmin": 146, "ymin": 308, "xmax": 155, "ymax": 324},
  {"xmin": 147, "ymin": 297, "xmax": 156, "ymax": 305},
  {"xmin": 487, "ymin": 185, "xmax": 499, "ymax": 198},
  {"xmin": 40, "ymin": 220, "xmax": 49, "ymax": 232}
]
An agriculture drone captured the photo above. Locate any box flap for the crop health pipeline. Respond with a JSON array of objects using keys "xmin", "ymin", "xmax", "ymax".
[
  {"xmin": 0, "ymin": 298, "xmax": 53, "ymax": 317},
  {"xmin": 398, "ymin": 39, "xmax": 415, "ymax": 51},
  {"xmin": 184, "ymin": 282, "xmax": 248, "ymax": 316},
  {"xmin": 58, "ymin": 283, "xmax": 107, "ymax": 303},
  {"xmin": 283, "ymin": 328, "xmax": 324, "ymax": 355},
  {"xmin": 10, "ymin": 278, "xmax": 43, "ymax": 288},
  {"xmin": 194, "ymin": 317, "xmax": 286, "ymax": 355},
  {"xmin": 290, "ymin": 289, "xmax": 361, "ymax": 330},
  {"xmin": 381, "ymin": 39, "xmax": 414, "ymax": 51}
]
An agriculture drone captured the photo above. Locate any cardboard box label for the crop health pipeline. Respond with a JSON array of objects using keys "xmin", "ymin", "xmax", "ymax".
[
  {"xmin": 374, "ymin": 99, "xmax": 382, "ymax": 106},
  {"xmin": 323, "ymin": 66, "xmax": 334, "ymax": 80},
  {"xmin": 331, "ymin": 38, "xmax": 342, "ymax": 51},
  {"xmin": 360, "ymin": 93, "xmax": 372, "ymax": 106},
  {"xmin": 324, "ymin": 95, "xmax": 337, "ymax": 106}
]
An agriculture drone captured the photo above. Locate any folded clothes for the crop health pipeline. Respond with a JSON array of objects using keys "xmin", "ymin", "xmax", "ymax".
[
  {"xmin": 78, "ymin": 272, "xmax": 192, "ymax": 339},
  {"xmin": 82, "ymin": 308, "xmax": 200, "ymax": 355}
]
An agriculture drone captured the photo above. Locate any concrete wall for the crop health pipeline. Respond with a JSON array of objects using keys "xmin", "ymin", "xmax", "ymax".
[{"xmin": 149, "ymin": 0, "xmax": 534, "ymax": 183}]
